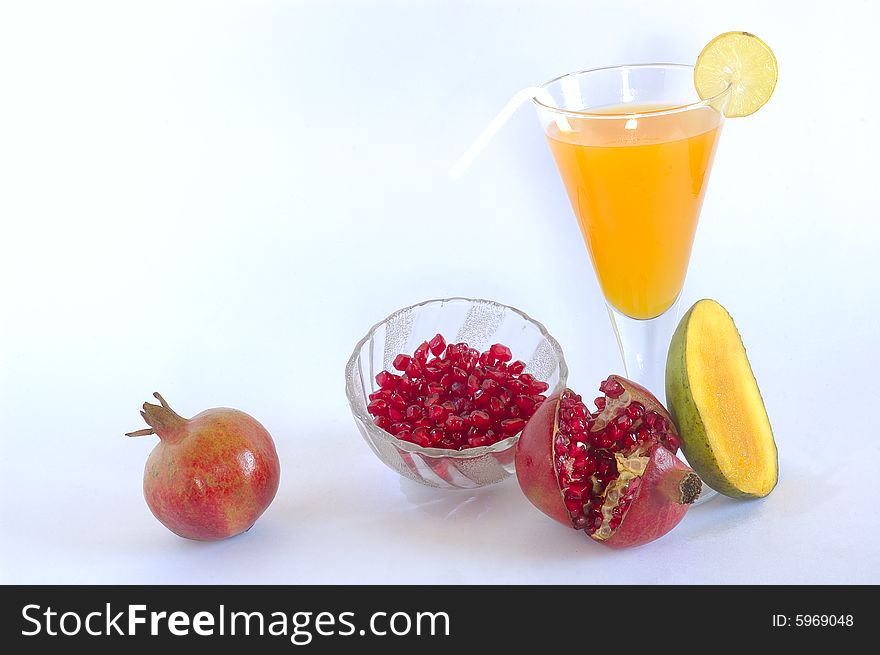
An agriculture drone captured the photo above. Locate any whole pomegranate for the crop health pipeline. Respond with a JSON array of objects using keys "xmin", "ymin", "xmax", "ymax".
[
  {"xmin": 515, "ymin": 375, "xmax": 701, "ymax": 548},
  {"xmin": 126, "ymin": 393, "xmax": 280, "ymax": 541}
]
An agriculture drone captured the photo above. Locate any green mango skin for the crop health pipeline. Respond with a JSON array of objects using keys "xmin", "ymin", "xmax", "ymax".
[{"xmin": 665, "ymin": 300, "xmax": 777, "ymax": 499}]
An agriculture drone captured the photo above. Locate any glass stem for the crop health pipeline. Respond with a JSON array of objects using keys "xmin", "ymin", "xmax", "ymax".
[
  {"xmin": 606, "ymin": 298, "xmax": 717, "ymax": 505},
  {"xmin": 606, "ymin": 298, "xmax": 682, "ymax": 405}
]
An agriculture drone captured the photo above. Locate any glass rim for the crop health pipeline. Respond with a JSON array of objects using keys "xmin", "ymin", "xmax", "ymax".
[
  {"xmin": 533, "ymin": 63, "xmax": 732, "ymax": 119},
  {"xmin": 344, "ymin": 296, "xmax": 569, "ymax": 459}
]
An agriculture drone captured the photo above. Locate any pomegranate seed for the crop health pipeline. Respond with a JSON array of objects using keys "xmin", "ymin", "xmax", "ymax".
[
  {"xmin": 439, "ymin": 373, "xmax": 453, "ymax": 389},
  {"xmin": 424, "ymin": 393, "xmax": 441, "ymax": 406},
  {"xmin": 500, "ymin": 418, "xmax": 525, "ymax": 435},
  {"xmin": 594, "ymin": 396, "xmax": 606, "ymax": 410},
  {"xmin": 569, "ymin": 441, "xmax": 587, "ymax": 457},
  {"xmin": 428, "ymin": 404, "xmax": 448, "ymax": 421},
  {"xmin": 626, "ymin": 402, "xmax": 645, "ymax": 420},
  {"xmin": 414, "ymin": 341, "xmax": 430, "ymax": 364},
  {"xmin": 469, "ymin": 410, "xmax": 491, "ymax": 429},
  {"xmin": 392, "ymin": 354, "xmax": 412, "ymax": 372},
  {"xmin": 481, "ymin": 378, "xmax": 499, "ymax": 394},
  {"xmin": 389, "ymin": 393, "xmax": 407, "ymax": 411},
  {"xmin": 564, "ymin": 498, "xmax": 583, "ymax": 514},
  {"xmin": 375, "ymin": 371, "xmax": 399, "ymax": 390},
  {"xmin": 429, "ymin": 333, "xmax": 446, "ymax": 356},
  {"xmin": 374, "ymin": 416, "xmax": 390, "ymax": 430},
  {"xmin": 397, "ymin": 429, "xmax": 412, "ymax": 442},
  {"xmin": 530, "ymin": 379, "xmax": 550, "ymax": 394},
  {"xmin": 488, "ymin": 396, "xmax": 505, "ymax": 416},
  {"xmin": 388, "ymin": 408, "xmax": 404, "ymax": 421},
  {"xmin": 489, "ymin": 343, "xmax": 512, "ymax": 362},
  {"xmin": 445, "ymin": 414, "xmax": 465, "ymax": 431},
  {"xmin": 411, "ymin": 430, "xmax": 431, "ymax": 448},
  {"xmin": 429, "ymin": 428, "xmax": 445, "ymax": 443},
  {"xmin": 406, "ymin": 405, "xmax": 422, "ymax": 420},
  {"xmin": 599, "ymin": 377, "xmax": 624, "ymax": 398},
  {"xmin": 508, "ymin": 360, "xmax": 525, "ymax": 375},
  {"xmin": 367, "ymin": 399, "xmax": 388, "ymax": 415},
  {"xmin": 452, "ymin": 366, "xmax": 468, "ymax": 382}
]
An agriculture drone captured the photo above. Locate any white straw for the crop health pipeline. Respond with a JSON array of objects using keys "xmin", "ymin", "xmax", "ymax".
[{"xmin": 449, "ymin": 86, "xmax": 572, "ymax": 181}]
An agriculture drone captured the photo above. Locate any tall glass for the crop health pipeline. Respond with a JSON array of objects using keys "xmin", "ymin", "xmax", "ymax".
[
  {"xmin": 534, "ymin": 64, "xmax": 728, "ymax": 399},
  {"xmin": 534, "ymin": 65, "xmax": 729, "ymax": 502}
]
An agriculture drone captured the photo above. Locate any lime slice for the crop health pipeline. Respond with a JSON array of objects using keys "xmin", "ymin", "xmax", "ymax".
[{"xmin": 695, "ymin": 31, "xmax": 778, "ymax": 117}]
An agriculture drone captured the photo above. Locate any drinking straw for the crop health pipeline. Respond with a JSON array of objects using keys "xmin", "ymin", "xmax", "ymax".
[{"xmin": 449, "ymin": 86, "xmax": 572, "ymax": 181}]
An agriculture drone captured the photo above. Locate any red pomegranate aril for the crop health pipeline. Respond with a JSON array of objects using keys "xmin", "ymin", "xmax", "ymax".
[
  {"xmin": 414, "ymin": 341, "xmax": 430, "ymax": 364},
  {"xmin": 426, "ymin": 382, "xmax": 445, "ymax": 395},
  {"xmin": 405, "ymin": 360, "xmax": 423, "ymax": 379},
  {"xmin": 415, "ymin": 418, "xmax": 434, "ymax": 428},
  {"xmin": 428, "ymin": 405, "xmax": 448, "ymax": 421},
  {"xmin": 508, "ymin": 360, "xmax": 526, "ymax": 375},
  {"xmin": 422, "ymin": 366, "xmax": 442, "ymax": 381},
  {"xmin": 392, "ymin": 354, "xmax": 412, "ymax": 372},
  {"xmin": 388, "ymin": 422, "xmax": 409, "ymax": 436},
  {"xmin": 452, "ymin": 367, "xmax": 468, "ymax": 383},
  {"xmin": 412, "ymin": 432, "xmax": 431, "ymax": 448},
  {"xmin": 626, "ymin": 402, "xmax": 645, "ymax": 420},
  {"xmin": 469, "ymin": 410, "xmax": 491, "ymax": 429},
  {"xmin": 500, "ymin": 418, "xmax": 526, "ymax": 436},
  {"xmin": 599, "ymin": 377, "xmax": 624, "ymax": 398},
  {"xmin": 467, "ymin": 375, "xmax": 480, "ymax": 393},
  {"xmin": 487, "ymin": 368, "xmax": 508, "ymax": 384},
  {"xmin": 489, "ymin": 343, "xmax": 512, "ymax": 362},
  {"xmin": 375, "ymin": 371, "xmax": 399, "ymax": 390},
  {"xmin": 445, "ymin": 414, "xmax": 465, "ymax": 431},
  {"xmin": 429, "ymin": 428, "xmax": 445, "ymax": 443},
  {"xmin": 594, "ymin": 396, "xmax": 606, "ymax": 410},
  {"xmin": 429, "ymin": 333, "xmax": 446, "ymax": 356},
  {"xmin": 388, "ymin": 408, "xmax": 404, "ymax": 422},
  {"xmin": 397, "ymin": 429, "xmax": 412, "ymax": 442},
  {"xmin": 405, "ymin": 405, "xmax": 422, "ymax": 421},
  {"xmin": 375, "ymin": 416, "xmax": 390, "ymax": 431},
  {"xmin": 439, "ymin": 373, "xmax": 453, "ymax": 389},
  {"xmin": 481, "ymin": 378, "xmax": 499, "ymax": 394},
  {"xmin": 488, "ymin": 396, "xmax": 505, "ymax": 416},
  {"xmin": 530, "ymin": 379, "xmax": 550, "ymax": 394},
  {"xmin": 367, "ymin": 399, "xmax": 388, "ymax": 415},
  {"xmin": 389, "ymin": 393, "xmax": 407, "ymax": 411}
]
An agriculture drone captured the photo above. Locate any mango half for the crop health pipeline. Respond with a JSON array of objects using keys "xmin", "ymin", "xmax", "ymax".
[{"xmin": 666, "ymin": 299, "xmax": 777, "ymax": 498}]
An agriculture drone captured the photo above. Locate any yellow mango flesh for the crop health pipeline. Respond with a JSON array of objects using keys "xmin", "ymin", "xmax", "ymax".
[{"xmin": 667, "ymin": 299, "xmax": 777, "ymax": 498}]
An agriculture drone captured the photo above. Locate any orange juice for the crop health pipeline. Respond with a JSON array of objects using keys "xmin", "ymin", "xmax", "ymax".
[{"xmin": 546, "ymin": 103, "xmax": 722, "ymax": 319}]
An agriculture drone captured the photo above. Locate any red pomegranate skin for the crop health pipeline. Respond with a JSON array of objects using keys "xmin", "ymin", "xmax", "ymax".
[
  {"xmin": 131, "ymin": 396, "xmax": 280, "ymax": 541},
  {"xmin": 602, "ymin": 444, "xmax": 694, "ymax": 549},
  {"xmin": 515, "ymin": 377, "xmax": 700, "ymax": 548},
  {"xmin": 514, "ymin": 393, "xmax": 569, "ymax": 525}
]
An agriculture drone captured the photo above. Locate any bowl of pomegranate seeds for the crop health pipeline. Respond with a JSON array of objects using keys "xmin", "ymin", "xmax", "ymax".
[{"xmin": 345, "ymin": 298, "xmax": 568, "ymax": 488}]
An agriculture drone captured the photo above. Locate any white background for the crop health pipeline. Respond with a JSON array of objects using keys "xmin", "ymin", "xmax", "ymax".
[{"xmin": 2, "ymin": 0, "xmax": 878, "ymax": 584}]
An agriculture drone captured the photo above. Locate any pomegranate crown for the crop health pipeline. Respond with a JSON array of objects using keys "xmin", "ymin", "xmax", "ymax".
[{"xmin": 125, "ymin": 392, "xmax": 186, "ymax": 442}]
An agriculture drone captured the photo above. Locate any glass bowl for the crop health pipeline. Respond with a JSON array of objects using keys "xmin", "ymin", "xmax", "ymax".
[{"xmin": 344, "ymin": 297, "xmax": 568, "ymax": 489}]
